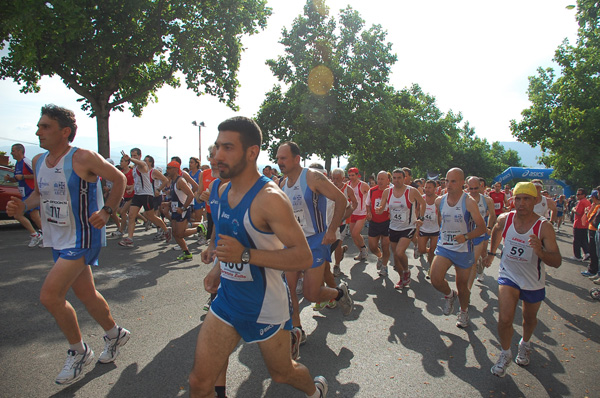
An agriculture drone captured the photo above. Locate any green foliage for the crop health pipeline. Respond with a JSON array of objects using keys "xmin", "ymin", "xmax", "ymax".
[
  {"xmin": 0, "ymin": 0, "xmax": 271, "ymax": 156},
  {"xmin": 511, "ymin": 0, "xmax": 600, "ymax": 188},
  {"xmin": 256, "ymin": 1, "xmax": 397, "ymax": 168}
]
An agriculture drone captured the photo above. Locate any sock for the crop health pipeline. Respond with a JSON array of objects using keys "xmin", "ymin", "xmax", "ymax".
[
  {"xmin": 444, "ymin": 291, "xmax": 454, "ymax": 299},
  {"xmin": 501, "ymin": 348, "xmax": 511, "ymax": 357},
  {"xmin": 105, "ymin": 324, "xmax": 120, "ymax": 339},
  {"xmin": 520, "ymin": 337, "xmax": 530, "ymax": 346},
  {"xmin": 306, "ymin": 386, "xmax": 321, "ymax": 398},
  {"xmin": 335, "ymin": 288, "xmax": 344, "ymax": 301},
  {"xmin": 215, "ymin": 386, "xmax": 227, "ymax": 398},
  {"xmin": 70, "ymin": 340, "xmax": 85, "ymax": 353}
]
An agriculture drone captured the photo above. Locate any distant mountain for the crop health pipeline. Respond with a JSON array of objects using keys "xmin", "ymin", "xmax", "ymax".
[{"xmin": 498, "ymin": 141, "xmax": 544, "ymax": 168}]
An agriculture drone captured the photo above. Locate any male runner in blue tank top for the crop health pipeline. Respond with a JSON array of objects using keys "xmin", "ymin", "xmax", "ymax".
[
  {"xmin": 7, "ymin": 105, "xmax": 130, "ymax": 385},
  {"xmin": 430, "ymin": 168, "xmax": 486, "ymax": 328},
  {"xmin": 189, "ymin": 117, "xmax": 328, "ymax": 398}
]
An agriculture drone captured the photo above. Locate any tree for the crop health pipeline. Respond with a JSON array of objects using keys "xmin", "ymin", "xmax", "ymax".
[
  {"xmin": 256, "ymin": 0, "xmax": 397, "ymax": 171},
  {"xmin": 0, "ymin": 0, "xmax": 271, "ymax": 157},
  {"xmin": 510, "ymin": 0, "xmax": 600, "ymax": 188}
]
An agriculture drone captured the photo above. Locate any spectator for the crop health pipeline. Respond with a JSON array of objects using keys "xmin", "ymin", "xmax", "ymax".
[{"xmin": 572, "ymin": 188, "xmax": 591, "ymax": 261}]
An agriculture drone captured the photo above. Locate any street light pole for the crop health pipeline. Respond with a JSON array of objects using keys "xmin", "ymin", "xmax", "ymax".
[
  {"xmin": 192, "ymin": 120, "xmax": 206, "ymax": 161},
  {"xmin": 163, "ymin": 135, "xmax": 172, "ymax": 166}
]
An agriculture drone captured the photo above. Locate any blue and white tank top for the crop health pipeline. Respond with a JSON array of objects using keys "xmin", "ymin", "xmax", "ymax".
[
  {"xmin": 500, "ymin": 211, "xmax": 546, "ymax": 290},
  {"xmin": 212, "ymin": 176, "xmax": 291, "ymax": 324},
  {"xmin": 35, "ymin": 148, "xmax": 106, "ymax": 250},
  {"xmin": 282, "ymin": 168, "xmax": 328, "ymax": 238},
  {"xmin": 438, "ymin": 193, "xmax": 474, "ymax": 253}
]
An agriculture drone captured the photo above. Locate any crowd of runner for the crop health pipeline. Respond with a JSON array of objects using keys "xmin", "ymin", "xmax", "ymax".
[{"xmin": 7, "ymin": 105, "xmax": 600, "ymax": 397}]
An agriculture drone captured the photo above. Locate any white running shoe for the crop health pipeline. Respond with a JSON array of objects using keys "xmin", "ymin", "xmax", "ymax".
[
  {"xmin": 378, "ymin": 265, "xmax": 388, "ymax": 277},
  {"xmin": 28, "ymin": 232, "xmax": 42, "ymax": 248},
  {"xmin": 332, "ymin": 265, "xmax": 341, "ymax": 277},
  {"xmin": 337, "ymin": 281, "xmax": 353, "ymax": 316},
  {"xmin": 291, "ymin": 327, "xmax": 301, "ymax": 360},
  {"xmin": 515, "ymin": 341, "xmax": 532, "ymax": 366},
  {"xmin": 376, "ymin": 257, "xmax": 383, "ymax": 270},
  {"xmin": 456, "ymin": 310, "xmax": 469, "ymax": 328},
  {"xmin": 296, "ymin": 277, "xmax": 304, "ymax": 296},
  {"xmin": 98, "ymin": 327, "xmax": 131, "ymax": 363},
  {"xmin": 354, "ymin": 248, "xmax": 368, "ymax": 261},
  {"xmin": 491, "ymin": 350, "xmax": 512, "ymax": 377},
  {"xmin": 314, "ymin": 376, "xmax": 328, "ymax": 397},
  {"xmin": 164, "ymin": 227, "xmax": 173, "ymax": 243},
  {"xmin": 55, "ymin": 344, "xmax": 95, "ymax": 385},
  {"xmin": 443, "ymin": 290, "xmax": 457, "ymax": 315}
]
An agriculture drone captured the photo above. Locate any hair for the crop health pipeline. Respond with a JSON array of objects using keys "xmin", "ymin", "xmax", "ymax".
[
  {"xmin": 11, "ymin": 143, "xmax": 25, "ymax": 153},
  {"xmin": 131, "ymin": 148, "xmax": 142, "ymax": 156},
  {"xmin": 425, "ymin": 179, "xmax": 436, "ymax": 188},
  {"xmin": 263, "ymin": 165, "xmax": 272, "ymax": 171},
  {"xmin": 218, "ymin": 116, "xmax": 262, "ymax": 150},
  {"xmin": 577, "ymin": 188, "xmax": 586, "ymax": 194},
  {"xmin": 392, "ymin": 168, "xmax": 405, "ymax": 177},
  {"xmin": 479, "ymin": 177, "xmax": 486, "ymax": 186},
  {"xmin": 280, "ymin": 141, "xmax": 301, "ymax": 158},
  {"xmin": 189, "ymin": 157, "xmax": 200, "ymax": 166},
  {"xmin": 401, "ymin": 167, "xmax": 412, "ymax": 176},
  {"xmin": 41, "ymin": 104, "xmax": 77, "ymax": 142},
  {"xmin": 171, "ymin": 156, "xmax": 182, "ymax": 164},
  {"xmin": 144, "ymin": 155, "xmax": 155, "ymax": 167},
  {"xmin": 207, "ymin": 144, "xmax": 216, "ymax": 159},
  {"xmin": 120, "ymin": 156, "xmax": 130, "ymax": 164},
  {"xmin": 331, "ymin": 168, "xmax": 345, "ymax": 177}
]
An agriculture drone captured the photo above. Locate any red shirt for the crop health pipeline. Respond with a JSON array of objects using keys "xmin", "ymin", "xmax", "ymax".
[
  {"xmin": 124, "ymin": 169, "xmax": 134, "ymax": 199},
  {"xmin": 201, "ymin": 169, "xmax": 216, "ymax": 213},
  {"xmin": 574, "ymin": 198, "xmax": 591, "ymax": 229},
  {"xmin": 367, "ymin": 186, "xmax": 390, "ymax": 223},
  {"xmin": 489, "ymin": 191, "xmax": 506, "ymax": 216}
]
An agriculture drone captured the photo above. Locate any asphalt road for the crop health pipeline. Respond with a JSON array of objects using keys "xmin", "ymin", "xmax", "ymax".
[{"xmin": 0, "ymin": 220, "xmax": 598, "ymax": 398}]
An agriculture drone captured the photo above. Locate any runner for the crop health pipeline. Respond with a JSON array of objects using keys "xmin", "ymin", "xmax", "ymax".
[
  {"xmin": 531, "ymin": 180, "xmax": 558, "ymax": 223},
  {"xmin": 118, "ymin": 148, "xmax": 171, "ymax": 247},
  {"xmin": 430, "ymin": 168, "xmax": 486, "ymax": 328},
  {"xmin": 330, "ymin": 168, "xmax": 357, "ymax": 276},
  {"xmin": 489, "ymin": 182, "xmax": 509, "ymax": 217},
  {"xmin": 110, "ymin": 156, "xmax": 135, "ymax": 238},
  {"xmin": 197, "ymin": 147, "xmax": 217, "ymax": 245},
  {"xmin": 485, "ymin": 182, "xmax": 562, "ymax": 377},
  {"xmin": 7, "ymin": 105, "xmax": 130, "ymax": 384},
  {"xmin": 277, "ymin": 141, "xmax": 354, "ymax": 347},
  {"xmin": 4, "ymin": 143, "xmax": 43, "ymax": 247},
  {"xmin": 347, "ymin": 167, "xmax": 370, "ymax": 260},
  {"xmin": 378, "ymin": 169, "xmax": 427, "ymax": 289},
  {"xmin": 366, "ymin": 171, "xmax": 391, "ymax": 277},
  {"xmin": 165, "ymin": 160, "xmax": 195, "ymax": 261},
  {"xmin": 188, "ymin": 156, "xmax": 204, "ymax": 226},
  {"xmin": 417, "ymin": 180, "xmax": 440, "ymax": 278},
  {"xmin": 555, "ymin": 194, "xmax": 567, "ymax": 232},
  {"xmin": 189, "ymin": 117, "xmax": 328, "ymax": 398}
]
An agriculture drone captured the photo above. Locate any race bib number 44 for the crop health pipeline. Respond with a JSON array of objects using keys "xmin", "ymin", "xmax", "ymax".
[{"xmin": 220, "ymin": 261, "xmax": 254, "ymax": 282}]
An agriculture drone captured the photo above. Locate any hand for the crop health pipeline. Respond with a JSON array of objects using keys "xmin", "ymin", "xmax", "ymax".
[
  {"xmin": 454, "ymin": 234, "xmax": 467, "ymax": 244},
  {"xmin": 199, "ymin": 189, "xmax": 210, "ymax": 202},
  {"xmin": 483, "ymin": 254, "xmax": 494, "ymax": 268},
  {"xmin": 6, "ymin": 196, "xmax": 24, "ymax": 217},
  {"xmin": 374, "ymin": 206, "xmax": 383, "ymax": 215},
  {"xmin": 415, "ymin": 219, "xmax": 424, "ymax": 228},
  {"xmin": 121, "ymin": 151, "xmax": 130, "ymax": 162},
  {"xmin": 203, "ymin": 264, "xmax": 221, "ymax": 294},
  {"xmin": 89, "ymin": 209, "xmax": 109, "ymax": 229},
  {"xmin": 528, "ymin": 234, "xmax": 544, "ymax": 258},
  {"xmin": 322, "ymin": 229, "xmax": 337, "ymax": 245},
  {"xmin": 15, "ymin": 174, "xmax": 23, "ymax": 181},
  {"xmin": 201, "ymin": 247, "xmax": 216, "ymax": 264},
  {"xmin": 215, "ymin": 234, "xmax": 244, "ymax": 263}
]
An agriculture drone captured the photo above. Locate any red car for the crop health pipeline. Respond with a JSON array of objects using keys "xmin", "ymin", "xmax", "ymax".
[{"xmin": 0, "ymin": 165, "xmax": 21, "ymax": 219}]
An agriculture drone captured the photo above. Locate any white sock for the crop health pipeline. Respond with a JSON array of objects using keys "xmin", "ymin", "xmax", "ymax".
[
  {"xmin": 306, "ymin": 386, "xmax": 321, "ymax": 398},
  {"xmin": 105, "ymin": 324, "xmax": 120, "ymax": 339},
  {"xmin": 69, "ymin": 340, "xmax": 85, "ymax": 353},
  {"xmin": 520, "ymin": 337, "xmax": 530, "ymax": 346},
  {"xmin": 501, "ymin": 348, "xmax": 511, "ymax": 357}
]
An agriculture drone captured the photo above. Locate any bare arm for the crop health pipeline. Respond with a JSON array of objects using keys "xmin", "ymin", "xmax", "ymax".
[
  {"xmin": 531, "ymin": 221, "xmax": 562, "ymax": 268},
  {"xmin": 485, "ymin": 196, "xmax": 497, "ymax": 230},
  {"xmin": 483, "ymin": 213, "xmax": 508, "ymax": 267},
  {"xmin": 546, "ymin": 199, "xmax": 558, "ymax": 223},
  {"xmin": 181, "ymin": 170, "xmax": 199, "ymax": 192},
  {"xmin": 176, "ymin": 178, "xmax": 195, "ymax": 210},
  {"xmin": 455, "ymin": 195, "xmax": 486, "ymax": 243},
  {"xmin": 411, "ymin": 187, "xmax": 427, "ymax": 227},
  {"xmin": 214, "ymin": 184, "xmax": 312, "ymax": 271}
]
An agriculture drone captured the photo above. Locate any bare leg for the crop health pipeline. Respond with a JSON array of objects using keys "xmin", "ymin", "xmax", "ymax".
[{"xmin": 497, "ymin": 285, "xmax": 520, "ymax": 350}]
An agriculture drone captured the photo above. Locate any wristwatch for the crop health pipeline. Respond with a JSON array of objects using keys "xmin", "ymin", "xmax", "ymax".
[
  {"xmin": 102, "ymin": 205, "xmax": 113, "ymax": 215},
  {"xmin": 241, "ymin": 248, "xmax": 251, "ymax": 264},
  {"xmin": 417, "ymin": 216, "xmax": 424, "ymax": 221}
]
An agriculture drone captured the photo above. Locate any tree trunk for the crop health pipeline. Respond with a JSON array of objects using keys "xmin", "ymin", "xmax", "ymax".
[
  {"xmin": 325, "ymin": 157, "xmax": 332, "ymax": 174},
  {"xmin": 95, "ymin": 104, "xmax": 111, "ymax": 159}
]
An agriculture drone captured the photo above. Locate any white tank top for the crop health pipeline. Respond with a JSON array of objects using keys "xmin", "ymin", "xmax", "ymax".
[
  {"xmin": 438, "ymin": 193, "xmax": 473, "ymax": 253},
  {"xmin": 533, "ymin": 196, "xmax": 549, "ymax": 219},
  {"xmin": 500, "ymin": 212, "xmax": 546, "ymax": 290},
  {"xmin": 388, "ymin": 186, "xmax": 416, "ymax": 231},
  {"xmin": 133, "ymin": 165, "xmax": 154, "ymax": 195},
  {"xmin": 420, "ymin": 195, "xmax": 439, "ymax": 233},
  {"xmin": 351, "ymin": 181, "xmax": 367, "ymax": 216}
]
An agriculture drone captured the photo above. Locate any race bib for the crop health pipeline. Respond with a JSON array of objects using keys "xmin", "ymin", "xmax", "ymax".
[
  {"xmin": 171, "ymin": 201, "xmax": 178, "ymax": 213},
  {"xmin": 42, "ymin": 199, "xmax": 70, "ymax": 227},
  {"xmin": 494, "ymin": 202, "xmax": 501, "ymax": 210},
  {"xmin": 294, "ymin": 208, "xmax": 307, "ymax": 228},
  {"xmin": 441, "ymin": 230, "xmax": 461, "ymax": 245},
  {"xmin": 19, "ymin": 187, "xmax": 26, "ymax": 197},
  {"xmin": 505, "ymin": 237, "xmax": 533, "ymax": 263},
  {"xmin": 391, "ymin": 207, "xmax": 408, "ymax": 222},
  {"xmin": 220, "ymin": 261, "xmax": 254, "ymax": 282}
]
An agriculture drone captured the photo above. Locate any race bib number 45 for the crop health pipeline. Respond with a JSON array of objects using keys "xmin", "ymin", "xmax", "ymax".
[{"xmin": 220, "ymin": 261, "xmax": 254, "ymax": 282}]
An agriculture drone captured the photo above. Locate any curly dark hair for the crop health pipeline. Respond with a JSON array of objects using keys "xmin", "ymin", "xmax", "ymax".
[{"xmin": 41, "ymin": 104, "xmax": 77, "ymax": 142}]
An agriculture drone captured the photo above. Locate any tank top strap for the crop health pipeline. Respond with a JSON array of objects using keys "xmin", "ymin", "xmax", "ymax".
[{"xmin": 502, "ymin": 211, "xmax": 515, "ymax": 239}]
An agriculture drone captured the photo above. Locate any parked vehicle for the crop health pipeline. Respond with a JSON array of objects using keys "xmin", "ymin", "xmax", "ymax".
[{"xmin": 0, "ymin": 165, "xmax": 21, "ymax": 219}]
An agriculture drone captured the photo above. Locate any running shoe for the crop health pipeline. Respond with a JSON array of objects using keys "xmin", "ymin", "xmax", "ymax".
[
  {"xmin": 98, "ymin": 327, "xmax": 131, "ymax": 363},
  {"xmin": 118, "ymin": 237, "xmax": 134, "ymax": 247},
  {"xmin": 325, "ymin": 299, "xmax": 337, "ymax": 309},
  {"xmin": 203, "ymin": 296, "xmax": 212, "ymax": 311},
  {"xmin": 197, "ymin": 235, "xmax": 208, "ymax": 246},
  {"xmin": 28, "ymin": 232, "xmax": 42, "ymax": 248},
  {"xmin": 337, "ymin": 281, "xmax": 353, "ymax": 315},
  {"xmin": 153, "ymin": 230, "xmax": 164, "ymax": 241},
  {"xmin": 376, "ymin": 257, "xmax": 383, "ymax": 270},
  {"xmin": 402, "ymin": 271, "xmax": 411, "ymax": 287},
  {"xmin": 354, "ymin": 248, "xmax": 368, "ymax": 261},
  {"xmin": 296, "ymin": 277, "xmax": 304, "ymax": 296},
  {"xmin": 291, "ymin": 327, "xmax": 302, "ymax": 360},
  {"xmin": 443, "ymin": 290, "xmax": 457, "ymax": 315},
  {"xmin": 378, "ymin": 265, "xmax": 388, "ymax": 277},
  {"xmin": 333, "ymin": 265, "xmax": 341, "ymax": 277},
  {"xmin": 583, "ymin": 253, "xmax": 591, "ymax": 261},
  {"xmin": 55, "ymin": 344, "xmax": 95, "ymax": 385},
  {"xmin": 491, "ymin": 350, "xmax": 512, "ymax": 377},
  {"xmin": 456, "ymin": 310, "xmax": 469, "ymax": 328},
  {"xmin": 110, "ymin": 230, "xmax": 123, "ymax": 238},
  {"xmin": 394, "ymin": 280, "xmax": 403, "ymax": 290},
  {"xmin": 313, "ymin": 302, "xmax": 326, "ymax": 312},
  {"xmin": 300, "ymin": 328, "xmax": 307, "ymax": 345},
  {"xmin": 589, "ymin": 274, "xmax": 600, "ymax": 281},
  {"xmin": 314, "ymin": 376, "xmax": 328, "ymax": 398},
  {"xmin": 595, "ymin": 278, "xmax": 600, "ymax": 285},
  {"xmin": 590, "ymin": 287, "xmax": 600, "ymax": 300},
  {"xmin": 164, "ymin": 227, "xmax": 173, "ymax": 243},
  {"xmin": 425, "ymin": 268, "xmax": 431, "ymax": 279},
  {"xmin": 515, "ymin": 341, "xmax": 532, "ymax": 366},
  {"xmin": 144, "ymin": 220, "xmax": 152, "ymax": 231},
  {"xmin": 413, "ymin": 248, "xmax": 420, "ymax": 259},
  {"xmin": 581, "ymin": 271, "xmax": 595, "ymax": 277},
  {"xmin": 177, "ymin": 252, "xmax": 193, "ymax": 261}
]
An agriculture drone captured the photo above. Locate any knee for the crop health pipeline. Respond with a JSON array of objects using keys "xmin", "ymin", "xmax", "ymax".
[
  {"xmin": 497, "ymin": 314, "xmax": 514, "ymax": 328},
  {"xmin": 269, "ymin": 364, "xmax": 294, "ymax": 385},
  {"xmin": 189, "ymin": 371, "xmax": 213, "ymax": 397},
  {"xmin": 303, "ymin": 284, "xmax": 321, "ymax": 302},
  {"xmin": 39, "ymin": 288, "xmax": 63, "ymax": 311}
]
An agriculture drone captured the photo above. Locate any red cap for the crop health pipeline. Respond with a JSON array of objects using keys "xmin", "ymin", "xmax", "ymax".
[
  {"xmin": 348, "ymin": 167, "xmax": 360, "ymax": 176},
  {"xmin": 167, "ymin": 160, "xmax": 181, "ymax": 169}
]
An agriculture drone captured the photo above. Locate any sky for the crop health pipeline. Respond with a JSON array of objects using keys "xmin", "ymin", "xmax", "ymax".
[{"xmin": 0, "ymin": 0, "xmax": 579, "ymax": 170}]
